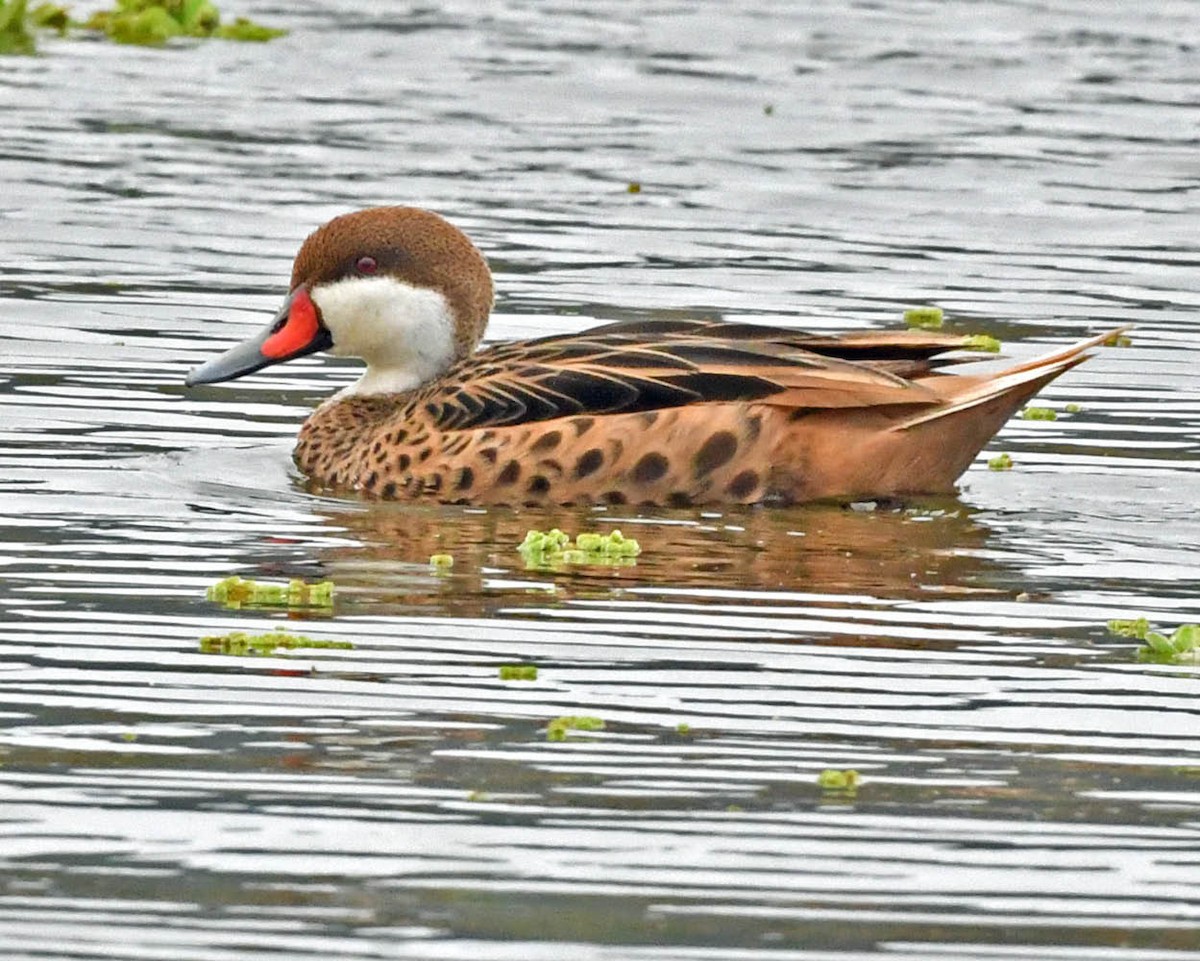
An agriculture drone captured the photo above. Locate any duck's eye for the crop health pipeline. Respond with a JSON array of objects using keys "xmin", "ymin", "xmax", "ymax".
[{"xmin": 356, "ymin": 256, "xmax": 378, "ymax": 275}]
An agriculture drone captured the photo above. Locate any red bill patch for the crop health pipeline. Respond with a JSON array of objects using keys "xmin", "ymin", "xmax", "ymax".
[{"xmin": 262, "ymin": 287, "xmax": 320, "ymax": 359}]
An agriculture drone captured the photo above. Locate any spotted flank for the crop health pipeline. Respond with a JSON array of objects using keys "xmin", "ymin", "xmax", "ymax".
[{"xmin": 187, "ymin": 206, "xmax": 1127, "ymax": 506}]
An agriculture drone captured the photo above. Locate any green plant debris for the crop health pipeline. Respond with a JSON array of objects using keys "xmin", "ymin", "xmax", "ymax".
[
  {"xmin": 1108, "ymin": 619, "xmax": 1200, "ymax": 664},
  {"xmin": 987, "ymin": 453, "xmax": 1013, "ymax": 471},
  {"xmin": 675, "ymin": 722, "xmax": 691, "ymax": 736},
  {"xmin": 205, "ymin": 575, "xmax": 334, "ymax": 610},
  {"xmin": 1065, "ymin": 403, "xmax": 1082, "ymax": 413},
  {"xmin": 521, "ymin": 528, "xmax": 570, "ymax": 554},
  {"xmin": 546, "ymin": 715, "xmax": 605, "ymax": 741},
  {"xmin": 518, "ymin": 528, "xmax": 640, "ymax": 569},
  {"xmin": 499, "ymin": 664, "xmax": 538, "ymax": 681},
  {"xmin": 626, "ymin": 182, "xmax": 641, "ymax": 194},
  {"xmin": 1104, "ymin": 332, "xmax": 1133, "ymax": 348},
  {"xmin": 1020, "ymin": 406, "xmax": 1058, "ymax": 421},
  {"xmin": 99, "ymin": 4, "xmax": 180, "ymax": 43},
  {"xmin": 1107, "ymin": 617, "xmax": 1150, "ymax": 639},
  {"xmin": 963, "ymin": 333, "xmax": 1002, "ymax": 353},
  {"xmin": 30, "ymin": 2, "xmax": 68, "ymax": 33},
  {"xmin": 199, "ymin": 630, "xmax": 354, "ymax": 657},
  {"xmin": 84, "ymin": 0, "xmax": 284, "ymax": 45},
  {"xmin": 214, "ymin": 15, "xmax": 284, "ymax": 40},
  {"xmin": 817, "ymin": 768, "xmax": 860, "ymax": 790},
  {"xmin": 1139, "ymin": 626, "xmax": 1200, "ymax": 664},
  {"xmin": 429, "ymin": 553, "xmax": 454, "ymax": 570},
  {"xmin": 3, "ymin": 0, "xmax": 283, "ymax": 51},
  {"xmin": 0, "ymin": 0, "xmax": 37, "ymax": 54},
  {"xmin": 903, "ymin": 306, "xmax": 943, "ymax": 330}
]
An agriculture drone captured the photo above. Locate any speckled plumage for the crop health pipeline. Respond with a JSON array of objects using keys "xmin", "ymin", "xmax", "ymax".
[
  {"xmin": 293, "ymin": 316, "xmax": 1115, "ymax": 506},
  {"xmin": 188, "ymin": 207, "xmax": 1123, "ymax": 506}
]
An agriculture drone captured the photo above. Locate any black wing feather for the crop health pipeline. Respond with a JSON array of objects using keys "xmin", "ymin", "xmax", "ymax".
[{"xmin": 418, "ymin": 319, "xmax": 967, "ymax": 432}]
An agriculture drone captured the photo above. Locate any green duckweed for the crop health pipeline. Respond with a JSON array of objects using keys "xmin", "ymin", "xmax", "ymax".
[
  {"xmin": 518, "ymin": 528, "xmax": 640, "ymax": 569},
  {"xmin": 30, "ymin": 1, "xmax": 68, "ymax": 33},
  {"xmin": 1109, "ymin": 618, "xmax": 1200, "ymax": 664},
  {"xmin": 199, "ymin": 630, "xmax": 354, "ymax": 657},
  {"xmin": 817, "ymin": 769, "xmax": 860, "ymax": 790},
  {"xmin": 963, "ymin": 333, "xmax": 1002, "ymax": 353},
  {"xmin": 499, "ymin": 664, "xmax": 538, "ymax": 681},
  {"xmin": 0, "ymin": 0, "xmax": 36, "ymax": 54},
  {"xmin": 546, "ymin": 715, "xmax": 605, "ymax": 741},
  {"xmin": 1020, "ymin": 407, "xmax": 1058, "ymax": 421},
  {"xmin": 903, "ymin": 306, "xmax": 943, "ymax": 330},
  {"xmin": 85, "ymin": 0, "xmax": 284, "ymax": 45},
  {"xmin": 987, "ymin": 453, "xmax": 1013, "ymax": 471},
  {"xmin": 1107, "ymin": 617, "xmax": 1150, "ymax": 639},
  {"xmin": 214, "ymin": 14, "xmax": 285, "ymax": 40},
  {"xmin": 3, "ymin": 0, "xmax": 284, "ymax": 53},
  {"xmin": 205, "ymin": 575, "xmax": 334, "ymax": 610}
]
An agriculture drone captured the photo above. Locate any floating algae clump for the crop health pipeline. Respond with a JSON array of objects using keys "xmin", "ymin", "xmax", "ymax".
[
  {"xmin": 519, "ymin": 528, "xmax": 570, "ymax": 555},
  {"xmin": 0, "ymin": 0, "xmax": 37, "ymax": 54},
  {"xmin": 1140, "ymin": 625, "xmax": 1200, "ymax": 664},
  {"xmin": 1109, "ymin": 618, "xmax": 1200, "ymax": 664},
  {"xmin": 214, "ymin": 15, "xmax": 285, "ymax": 40},
  {"xmin": 518, "ymin": 528, "xmax": 640, "ymax": 569},
  {"xmin": 1107, "ymin": 617, "xmax": 1150, "ymax": 639},
  {"xmin": 903, "ymin": 306, "xmax": 943, "ymax": 330},
  {"xmin": 987, "ymin": 453, "xmax": 1013, "ymax": 471},
  {"xmin": 2, "ymin": 0, "xmax": 284, "ymax": 52},
  {"xmin": 817, "ymin": 769, "xmax": 860, "ymax": 791},
  {"xmin": 1020, "ymin": 407, "xmax": 1058, "ymax": 421},
  {"xmin": 546, "ymin": 715, "xmax": 605, "ymax": 741},
  {"xmin": 85, "ymin": 0, "xmax": 285, "ymax": 45},
  {"xmin": 30, "ymin": 1, "xmax": 68, "ymax": 32},
  {"xmin": 206, "ymin": 575, "xmax": 334, "ymax": 610},
  {"xmin": 199, "ymin": 630, "xmax": 354, "ymax": 657},
  {"xmin": 963, "ymin": 333, "xmax": 1002, "ymax": 353},
  {"xmin": 499, "ymin": 664, "xmax": 538, "ymax": 681}
]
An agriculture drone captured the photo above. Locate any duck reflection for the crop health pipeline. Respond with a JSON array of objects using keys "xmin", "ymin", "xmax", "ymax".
[{"xmin": 286, "ymin": 493, "xmax": 1002, "ymax": 616}]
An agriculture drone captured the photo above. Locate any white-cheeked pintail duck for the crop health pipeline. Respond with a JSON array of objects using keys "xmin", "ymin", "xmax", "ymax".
[{"xmin": 185, "ymin": 207, "xmax": 1122, "ymax": 507}]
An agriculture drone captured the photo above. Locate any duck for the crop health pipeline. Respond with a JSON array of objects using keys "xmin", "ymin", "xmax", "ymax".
[{"xmin": 185, "ymin": 206, "xmax": 1122, "ymax": 507}]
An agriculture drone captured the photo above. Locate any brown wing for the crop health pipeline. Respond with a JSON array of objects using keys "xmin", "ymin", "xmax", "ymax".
[
  {"xmin": 577, "ymin": 318, "xmax": 973, "ymax": 356},
  {"xmin": 417, "ymin": 319, "xmax": 980, "ymax": 432}
]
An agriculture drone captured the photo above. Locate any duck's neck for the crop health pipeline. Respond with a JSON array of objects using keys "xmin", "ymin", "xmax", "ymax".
[{"xmin": 337, "ymin": 367, "xmax": 425, "ymax": 399}]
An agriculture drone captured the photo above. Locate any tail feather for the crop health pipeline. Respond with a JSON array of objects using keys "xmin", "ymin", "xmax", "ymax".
[{"xmin": 889, "ymin": 326, "xmax": 1129, "ymax": 432}]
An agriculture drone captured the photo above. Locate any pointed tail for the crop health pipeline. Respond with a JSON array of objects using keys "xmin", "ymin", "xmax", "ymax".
[{"xmin": 890, "ymin": 326, "xmax": 1129, "ymax": 432}]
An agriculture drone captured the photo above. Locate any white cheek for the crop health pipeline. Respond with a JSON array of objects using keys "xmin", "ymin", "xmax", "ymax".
[{"xmin": 312, "ymin": 276, "xmax": 456, "ymax": 396}]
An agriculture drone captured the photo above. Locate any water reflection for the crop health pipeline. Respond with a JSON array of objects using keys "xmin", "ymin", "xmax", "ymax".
[{"xmin": 311, "ymin": 499, "xmax": 1001, "ymax": 615}]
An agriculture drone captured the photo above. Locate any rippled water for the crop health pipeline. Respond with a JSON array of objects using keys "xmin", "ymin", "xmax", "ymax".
[{"xmin": 2, "ymin": 1, "xmax": 1200, "ymax": 958}]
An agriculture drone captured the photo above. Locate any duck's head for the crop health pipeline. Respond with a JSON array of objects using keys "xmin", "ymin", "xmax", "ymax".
[{"xmin": 185, "ymin": 207, "xmax": 494, "ymax": 395}]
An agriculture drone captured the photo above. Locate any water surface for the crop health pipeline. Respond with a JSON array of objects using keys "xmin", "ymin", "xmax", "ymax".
[{"xmin": 2, "ymin": 2, "xmax": 1199, "ymax": 959}]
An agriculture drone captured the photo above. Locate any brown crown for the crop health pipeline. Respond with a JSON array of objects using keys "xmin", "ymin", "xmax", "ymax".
[{"xmin": 290, "ymin": 207, "xmax": 494, "ymax": 357}]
